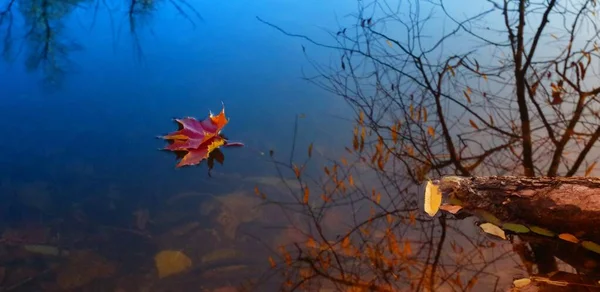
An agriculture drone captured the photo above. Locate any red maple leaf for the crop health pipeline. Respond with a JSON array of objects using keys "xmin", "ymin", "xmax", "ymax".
[{"xmin": 159, "ymin": 105, "xmax": 243, "ymax": 168}]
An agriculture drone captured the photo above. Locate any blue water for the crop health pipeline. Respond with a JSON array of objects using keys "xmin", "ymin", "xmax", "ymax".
[
  {"xmin": 0, "ymin": 0, "xmax": 355, "ymax": 289},
  {"xmin": 0, "ymin": 0, "xmax": 355, "ymax": 201}
]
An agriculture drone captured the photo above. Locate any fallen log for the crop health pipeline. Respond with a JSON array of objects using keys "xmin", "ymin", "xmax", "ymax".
[{"xmin": 436, "ymin": 176, "xmax": 600, "ymax": 242}]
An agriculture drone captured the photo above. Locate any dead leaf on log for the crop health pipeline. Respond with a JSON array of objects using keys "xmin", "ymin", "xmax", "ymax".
[
  {"xmin": 479, "ymin": 223, "xmax": 507, "ymax": 240},
  {"xmin": 513, "ymin": 278, "xmax": 531, "ymax": 288},
  {"xmin": 424, "ymin": 180, "xmax": 441, "ymax": 217},
  {"xmin": 529, "ymin": 226, "xmax": 555, "ymax": 237},
  {"xmin": 502, "ymin": 223, "xmax": 530, "ymax": 233},
  {"xmin": 582, "ymin": 241, "xmax": 600, "ymax": 254},
  {"xmin": 558, "ymin": 233, "xmax": 580, "ymax": 243}
]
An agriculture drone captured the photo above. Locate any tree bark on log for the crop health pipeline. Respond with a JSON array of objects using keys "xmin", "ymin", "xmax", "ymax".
[{"xmin": 437, "ymin": 176, "xmax": 600, "ymax": 242}]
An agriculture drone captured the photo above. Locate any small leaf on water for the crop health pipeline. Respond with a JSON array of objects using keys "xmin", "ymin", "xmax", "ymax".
[
  {"xmin": 513, "ymin": 278, "xmax": 531, "ymax": 288},
  {"xmin": 582, "ymin": 241, "xmax": 600, "ymax": 254},
  {"xmin": 439, "ymin": 204, "xmax": 462, "ymax": 214},
  {"xmin": 424, "ymin": 180, "xmax": 442, "ymax": 217},
  {"xmin": 154, "ymin": 250, "xmax": 192, "ymax": 279},
  {"xmin": 502, "ymin": 223, "xmax": 530, "ymax": 233},
  {"xmin": 529, "ymin": 226, "xmax": 555, "ymax": 237},
  {"xmin": 558, "ymin": 233, "xmax": 579, "ymax": 243},
  {"xmin": 479, "ymin": 223, "xmax": 507, "ymax": 240}
]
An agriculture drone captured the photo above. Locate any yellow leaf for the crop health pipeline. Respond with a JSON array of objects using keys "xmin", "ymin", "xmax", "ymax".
[
  {"xmin": 427, "ymin": 126, "xmax": 435, "ymax": 137},
  {"xmin": 154, "ymin": 250, "xmax": 192, "ymax": 279},
  {"xmin": 558, "ymin": 233, "xmax": 579, "ymax": 243},
  {"xmin": 502, "ymin": 223, "xmax": 530, "ymax": 233},
  {"xmin": 479, "ymin": 223, "xmax": 507, "ymax": 240},
  {"xmin": 469, "ymin": 119, "xmax": 479, "ymax": 130},
  {"xmin": 586, "ymin": 161, "xmax": 597, "ymax": 177},
  {"xmin": 529, "ymin": 226, "xmax": 555, "ymax": 237},
  {"xmin": 582, "ymin": 241, "xmax": 600, "ymax": 254},
  {"xmin": 513, "ymin": 278, "xmax": 531, "ymax": 288},
  {"xmin": 424, "ymin": 180, "xmax": 442, "ymax": 217}
]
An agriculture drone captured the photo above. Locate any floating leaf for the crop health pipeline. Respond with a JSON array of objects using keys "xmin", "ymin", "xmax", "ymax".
[
  {"xmin": 24, "ymin": 244, "xmax": 66, "ymax": 256},
  {"xmin": 154, "ymin": 250, "xmax": 192, "ymax": 279},
  {"xmin": 159, "ymin": 105, "xmax": 244, "ymax": 168},
  {"xmin": 513, "ymin": 278, "xmax": 532, "ymax": 288},
  {"xmin": 439, "ymin": 204, "xmax": 462, "ymax": 214},
  {"xmin": 582, "ymin": 241, "xmax": 600, "ymax": 254},
  {"xmin": 479, "ymin": 223, "xmax": 507, "ymax": 240},
  {"xmin": 424, "ymin": 180, "xmax": 442, "ymax": 217},
  {"xmin": 529, "ymin": 226, "xmax": 555, "ymax": 237},
  {"xmin": 558, "ymin": 233, "xmax": 579, "ymax": 243},
  {"xmin": 502, "ymin": 223, "xmax": 530, "ymax": 233}
]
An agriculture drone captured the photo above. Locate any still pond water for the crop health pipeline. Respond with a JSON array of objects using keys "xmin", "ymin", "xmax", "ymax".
[{"xmin": 0, "ymin": 0, "xmax": 599, "ymax": 291}]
